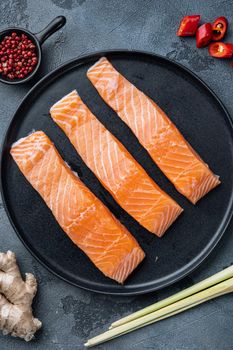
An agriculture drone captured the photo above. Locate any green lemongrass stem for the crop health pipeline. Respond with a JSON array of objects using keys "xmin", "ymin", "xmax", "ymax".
[
  {"xmin": 110, "ymin": 265, "xmax": 233, "ymax": 328},
  {"xmin": 84, "ymin": 276, "xmax": 233, "ymax": 347}
]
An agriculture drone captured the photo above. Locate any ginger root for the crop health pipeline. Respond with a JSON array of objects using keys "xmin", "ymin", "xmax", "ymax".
[{"xmin": 0, "ymin": 251, "xmax": 42, "ymax": 341}]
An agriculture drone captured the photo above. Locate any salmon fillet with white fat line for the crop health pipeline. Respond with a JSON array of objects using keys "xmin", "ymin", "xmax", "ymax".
[
  {"xmin": 10, "ymin": 131, "xmax": 145, "ymax": 284},
  {"xmin": 50, "ymin": 90, "xmax": 183, "ymax": 237},
  {"xmin": 87, "ymin": 57, "xmax": 220, "ymax": 204}
]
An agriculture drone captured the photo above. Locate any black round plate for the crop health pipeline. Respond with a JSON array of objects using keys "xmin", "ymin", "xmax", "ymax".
[{"xmin": 1, "ymin": 50, "xmax": 233, "ymax": 295}]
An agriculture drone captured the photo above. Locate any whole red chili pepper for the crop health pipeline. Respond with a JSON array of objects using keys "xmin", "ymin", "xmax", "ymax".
[
  {"xmin": 209, "ymin": 42, "xmax": 233, "ymax": 58},
  {"xmin": 212, "ymin": 16, "xmax": 228, "ymax": 41},
  {"xmin": 196, "ymin": 23, "xmax": 213, "ymax": 48},
  {"xmin": 177, "ymin": 15, "xmax": 200, "ymax": 36}
]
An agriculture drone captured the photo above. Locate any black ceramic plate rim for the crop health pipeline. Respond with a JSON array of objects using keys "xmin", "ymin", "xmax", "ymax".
[{"xmin": 1, "ymin": 49, "xmax": 233, "ymax": 296}]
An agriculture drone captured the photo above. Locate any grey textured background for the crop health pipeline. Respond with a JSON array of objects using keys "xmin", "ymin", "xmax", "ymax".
[{"xmin": 0, "ymin": 1, "xmax": 233, "ymax": 349}]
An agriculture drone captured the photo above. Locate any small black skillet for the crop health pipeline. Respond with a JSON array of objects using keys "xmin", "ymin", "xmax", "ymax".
[{"xmin": 0, "ymin": 16, "xmax": 66, "ymax": 85}]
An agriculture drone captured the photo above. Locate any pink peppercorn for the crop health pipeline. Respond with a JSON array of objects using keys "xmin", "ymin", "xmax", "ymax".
[{"xmin": 0, "ymin": 31, "xmax": 38, "ymax": 80}]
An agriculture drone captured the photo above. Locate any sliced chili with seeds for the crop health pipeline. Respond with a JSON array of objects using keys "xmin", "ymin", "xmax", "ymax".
[
  {"xmin": 209, "ymin": 42, "xmax": 233, "ymax": 58},
  {"xmin": 212, "ymin": 16, "xmax": 228, "ymax": 41}
]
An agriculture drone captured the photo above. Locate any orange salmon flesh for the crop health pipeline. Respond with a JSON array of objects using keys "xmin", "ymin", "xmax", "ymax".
[
  {"xmin": 50, "ymin": 90, "xmax": 183, "ymax": 237},
  {"xmin": 10, "ymin": 131, "xmax": 145, "ymax": 283},
  {"xmin": 87, "ymin": 57, "xmax": 220, "ymax": 204}
]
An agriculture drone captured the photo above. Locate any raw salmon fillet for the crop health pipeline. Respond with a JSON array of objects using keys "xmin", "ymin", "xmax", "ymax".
[
  {"xmin": 50, "ymin": 91, "xmax": 183, "ymax": 237},
  {"xmin": 87, "ymin": 57, "xmax": 220, "ymax": 204},
  {"xmin": 10, "ymin": 131, "xmax": 145, "ymax": 283}
]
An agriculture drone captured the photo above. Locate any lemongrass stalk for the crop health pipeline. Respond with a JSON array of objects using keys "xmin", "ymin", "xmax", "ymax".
[
  {"xmin": 84, "ymin": 276, "xmax": 233, "ymax": 347},
  {"xmin": 110, "ymin": 264, "xmax": 233, "ymax": 328}
]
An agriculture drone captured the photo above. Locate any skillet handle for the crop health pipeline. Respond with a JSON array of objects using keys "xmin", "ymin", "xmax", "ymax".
[{"xmin": 35, "ymin": 16, "xmax": 66, "ymax": 45}]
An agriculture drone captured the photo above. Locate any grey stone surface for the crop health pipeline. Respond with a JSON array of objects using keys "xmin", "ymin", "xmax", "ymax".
[{"xmin": 0, "ymin": 1, "xmax": 233, "ymax": 349}]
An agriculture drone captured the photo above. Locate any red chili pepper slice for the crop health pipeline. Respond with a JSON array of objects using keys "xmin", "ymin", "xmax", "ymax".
[
  {"xmin": 196, "ymin": 23, "xmax": 212, "ymax": 48},
  {"xmin": 177, "ymin": 15, "xmax": 200, "ymax": 36},
  {"xmin": 209, "ymin": 42, "xmax": 233, "ymax": 58},
  {"xmin": 212, "ymin": 16, "xmax": 228, "ymax": 41}
]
